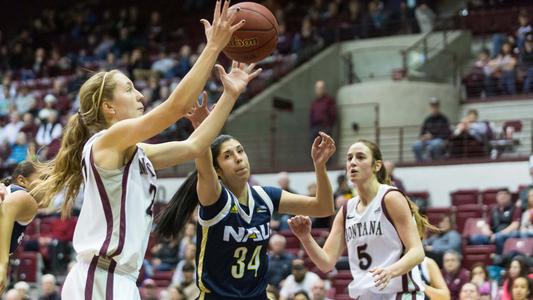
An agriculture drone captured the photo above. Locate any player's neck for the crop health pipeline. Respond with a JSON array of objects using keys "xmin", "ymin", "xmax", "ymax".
[
  {"xmin": 227, "ymin": 182, "xmax": 249, "ymax": 206},
  {"xmin": 357, "ymin": 180, "xmax": 380, "ymax": 205}
]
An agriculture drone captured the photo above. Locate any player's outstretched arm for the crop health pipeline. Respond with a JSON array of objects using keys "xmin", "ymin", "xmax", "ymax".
[
  {"xmin": 370, "ymin": 191, "xmax": 425, "ymax": 290},
  {"xmin": 140, "ymin": 62, "xmax": 261, "ymax": 170},
  {"xmin": 96, "ymin": 0, "xmax": 246, "ymax": 154},
  {"xmin": 289, "ymin": 212, "xmax": 346, "ymax": 273},
  {"xmin": 277, "ymin": 132, "xmax": 335, "ymax": 217},
  {"xmin": 0, "ymin": 192, "xmax": 37, "ymax": 294}
]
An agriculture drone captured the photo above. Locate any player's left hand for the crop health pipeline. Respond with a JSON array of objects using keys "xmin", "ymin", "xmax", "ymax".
[
  {"xmin": 311, "ymin": 132, "xmax": 336, "ymax": 167},
  {"xmin": 370, "ymin": 267, "xmax": 393, "ymax": 290},
  {"xmin": 215, "ymin": 61, "xmax": 262, "ymax": 98},
  {"xmin": 186, "ymin": 91, "xmax": 212, "ymax": 129}
]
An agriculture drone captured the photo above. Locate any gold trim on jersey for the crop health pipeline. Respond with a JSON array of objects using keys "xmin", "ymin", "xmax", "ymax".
[{"xmin": 197, "ymin": 225, "xmax": 211, "ymax": 294}]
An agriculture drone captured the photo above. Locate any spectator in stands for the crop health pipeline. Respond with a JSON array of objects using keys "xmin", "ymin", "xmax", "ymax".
[
  {"xmin": 172, "ymin": 242, "xmax": 196, "ymax": 285},
  {"xmin": 167, "ymin": 285, "xmax": 186, "ymax": 300},
  {"xmin": 520, "ymin": 188, "xmax": 533, "ymax": 237},
  {"xmin": 1, "ymin": 112, "xmax": 24, "ymax": 145},
  {"xmin": 150, "ymin": 238, "xmax": 180, "ymax": 272},
  {"xmin": 14, "ymin": 85, "xmax": 36, "ymax": 115},
  {"xmin": 333, "ymin": 174, "xmax": 352, "ymax": 201},
  {"xmin": 442, "ymin": 250, "xmax": 470, "ymax": 300},
  {"xmin": 36, "ymin": 110, "xmax": 62, "ymax": 147},
  {"xmin": 384, "ymin": 160, "xmax": 405, "ymax": 191},
  {"xmin": 474, "ymin": 49, "xmax": 496, "ymax": 97},
  {"xmin": 452, "ymin": 109, "xmax": 489, "ymax": 143},
  {"xmin": 294, "ymin": 291, "xmax": 311, "ymax": 300},
  {"xmin": 272, "ymin": 171, "xmax": 295, "ymax": 231},
  {"xmin": 292, "ymin": 17, "xmax": 323, "ymax": 61},
  {"xmin": 511, "ymin": 276, "xmax": 532, "ymax": 300},
  {"xmin": 367, "ymin": 0, "xmax": 386, "ymax": 36},
  {"xmin": 424, "ymin": 214, "xmax": 462, "ymax": 267},
  {"xmin": 412, "ymin": 97, "xmax": 451, "ymax": 162},
  {"xmin": 516, "ymin": 11, "xmax": 532, "ymax": 50},
  {"xmin": 20, "ymin": 113, "xmax": 37, "ymax": 142},
  {"xmin": 520, "ymin": 34, "xmax": 533, "ymax": 94},
  {"xmin": 38, "ymin": 274, "xmax": 60, "ymax": 300},
  {"xmin": 4, "ymin": 289, "xmax": 23, "ymax": 300},
  {"xmin": 38, "ymin": 94, "xmax": 57, "ymax": 121},
  {"xmin": 470, "ymin": 263, "xmax": 491, "ymax": 300},
  {"xmin": 501, "ymin": 256, "xmax": 531, "ymax": 300},
  {"xmin": 311, "ymin": 279, "xmax": 330, "ymax": 300},
  {"xmin": 178, "ymin": 221, "xmax": 196, "ymax": 260},
  {"xmin": 141, "ymin": 278, "xmax": 159, "ymax": 300},
  {"xmin": 0, "ymin": 86, "xmax": 11, "ymax": 118},
  {"xmin": 518, "ymin": 156, "xmax": 533, "ymax": 211},
  {"xmin": 279, "ymin": 259, "xmax": 322, "ymax": 300},
  {"xmin": 267, "ymin": 234, "xmax": 294, "ymax": 288},
  {"xmin": 309, "ymin": 80, "xmax": 336, "ymax": 146},
  {"xmin": 179, "ymin": 262, "xmax": 200, "ymax": 299},
  {"xmin": 489, "ymin": 42, "xmax": 517, "ymax": 95},
  {"xmin": 6, "ymin": 133, "xmax": 30, "ymax": 166},
  {"xmin": 13, "ymin": 281, "xmax": 30, "ymax": 300},
  {"xmin": 459, "ymin": 282, "xmax": 481, "ymax": 300},
  {"xmin": 415, "ymin": 2, "xmax": 436, "ymax": 33},
  {"xmin": 470, "ymin": 188, "xmax": 521, "ymax": 254}
]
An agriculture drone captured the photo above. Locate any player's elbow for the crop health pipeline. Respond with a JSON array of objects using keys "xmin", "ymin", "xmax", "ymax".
[{"xmin": 317, "ymin": 261, "xmax": 336, "ymax": 273}]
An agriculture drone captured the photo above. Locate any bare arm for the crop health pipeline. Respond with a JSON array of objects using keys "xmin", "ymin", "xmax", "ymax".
[
  {"xmin": 423, "ymin": 257, "xmax": 450, "ymax": 300},
  {"xmin": 0, "ymin": 191, "xmax": 37, "ymax": 294},
  {"xmin": 278, "ymin": 133, "xmax": 335, "ymax": 217},
  {"xmin": 288, "ymin": 211, "xmax": 346, "ymax": 273},
  {"xmin": 94, "ymin": 1, "xmax": 245, "ymax": 166},
  {"xmin": 140, "ymin": 63, "xmax": 261, "ymax": 170},
  {"xmin": 371, "ymin": 191, "xmax": 425, "ymax": 290}
]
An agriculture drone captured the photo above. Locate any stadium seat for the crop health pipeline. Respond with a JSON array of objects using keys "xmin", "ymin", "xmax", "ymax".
[
  {"xmin": 502, "ymin": 238, "xmax": 533, "ymax": 256},
  {"xmin": 462, "ymin": 218, "xmax": 489, "ymax": 238},
  {"xmin": 480, "ymin": 188, "xmax": 505, "ymax": 206},
  {"xmin": 425, "ymin": 207, "xmax": 454, "ymax": 227},
  {"xmin": 454, "ymin": 204, "xmax": 487, "ymax": 233},
  {"xmin": 333, "ymin": 279, "xmax": 352, "ymax": 295},
  {"xmin": 462, "ymin": 244, "xmax": 496, "ymax": 271},
  {"xmin": 14, "ymin": 251, "xmax": 40, "ymax": 283},
  {"xmin": 450, "ymin": 189, "xmax": 479, "ymax": 206}
]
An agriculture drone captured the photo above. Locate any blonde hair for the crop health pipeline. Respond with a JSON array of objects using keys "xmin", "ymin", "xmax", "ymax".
[{"xmin": 31, "ymin": 70, "xmax": 121, "ymax": 217}]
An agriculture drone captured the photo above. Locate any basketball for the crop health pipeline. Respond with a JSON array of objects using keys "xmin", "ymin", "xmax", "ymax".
[{"xmin": 223, "ymin": 2, "xmax": 279, "ymax": 64}]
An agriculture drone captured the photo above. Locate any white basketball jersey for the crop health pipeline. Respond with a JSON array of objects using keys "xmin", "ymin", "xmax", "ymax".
[
  {"xmin": 73, "ymin": 131, "xmax": 157, "ymax": 278},
  {"xmin": 344, "ymin": 184, "xmax": 424, "ymax": 299}
]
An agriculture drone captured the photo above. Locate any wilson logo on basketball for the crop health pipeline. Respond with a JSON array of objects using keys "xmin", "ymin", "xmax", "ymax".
[{"xmin": 227, "ymin": 37, "xmax": 258, "ymax": 48}]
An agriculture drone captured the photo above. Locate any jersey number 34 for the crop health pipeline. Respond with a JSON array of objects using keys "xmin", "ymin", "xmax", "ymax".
[{"xmin": 231, "ymin": 245, "xmax": 263, "ymax": 279}]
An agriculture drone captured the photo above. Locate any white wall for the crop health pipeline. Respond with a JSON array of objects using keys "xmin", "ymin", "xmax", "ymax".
[{"xmin": 155, "ymin": 160, "xmax": 531, "ymax": 207}]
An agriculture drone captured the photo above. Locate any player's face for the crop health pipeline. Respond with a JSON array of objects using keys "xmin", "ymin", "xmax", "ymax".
[
  {"xmin": 512, "ymin": 278, "xmax": 530, "ymax": 300},
  {"xmin": 216, "ymin": 139, "xmax": 251, "ymax": 183},
  {"xmin": 108, "ymin": 73, "xmax": 145, "ymax": 120},
  {"xmin": 345, "ymin": 142, "xmax": 379, "ymax": 184}
]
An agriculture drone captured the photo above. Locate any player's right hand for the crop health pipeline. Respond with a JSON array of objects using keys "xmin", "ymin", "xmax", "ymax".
[
  {"xmin": 201, "ymin": 0, "xmax": 246, "ymax": 52},
  {"xmin": 288, "ymin": 215, "xmax": 312, "ymax": 239}
]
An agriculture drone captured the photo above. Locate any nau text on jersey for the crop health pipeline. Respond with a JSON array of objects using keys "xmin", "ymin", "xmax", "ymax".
[
  {"xmin": 223, "ymin": 223, "xmax": 271, "ymax": 243},
  {"xmin": 345, "ymin": 220, "xmax": 383, "ymax": 241}
]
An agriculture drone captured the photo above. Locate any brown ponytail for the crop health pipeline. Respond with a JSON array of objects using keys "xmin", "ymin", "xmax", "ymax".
[{"xmin": 30, "ymin": 70, "xmax": 120, "ymax": 217}]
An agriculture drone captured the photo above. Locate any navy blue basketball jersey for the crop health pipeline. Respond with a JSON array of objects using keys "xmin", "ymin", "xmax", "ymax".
[
  {"xmin": 7, "ymin": 184, "xmax": 29, "ymax": 254},
  {"xmin": 195, "ymin": 184, "xmax": 282, "ymax": 300}
]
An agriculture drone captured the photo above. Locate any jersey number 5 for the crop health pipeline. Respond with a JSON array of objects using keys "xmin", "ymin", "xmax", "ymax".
[
  {"xmin": 357, "ymin": 244, "xmax": 372, "ymax": 270},
  {"xmin": 231, "ymin": 245, "xmax": 262, "ymax": 279}
]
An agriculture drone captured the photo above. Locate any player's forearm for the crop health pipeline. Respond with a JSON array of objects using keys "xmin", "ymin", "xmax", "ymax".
[
  {"xmin": 0, "ymin": 206, "xmax": 15, "ymax": 266},
  {"xmin": 164, "ymin": 45, "xmax": 221, "ymax": 115},
  {"xmin": 311, "ymin": 165, "xmax": 334, "ymax": 217},
  {"xmin": 386, "ymin": 245, "xmax": 424, "ymax": 278},
  {"xmin": 187, "ymin": 92, "xmax": 238, "ymax": 154},
  {"xmin": 424, "ymin": 285, "xmax": 450, "ymax": 300},
  {"xmin": 299, "ymin": 234, "xmax": 335, "ymax": 272}
]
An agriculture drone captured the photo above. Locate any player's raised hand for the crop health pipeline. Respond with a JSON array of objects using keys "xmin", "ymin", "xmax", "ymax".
[
  {"xmin": 311, "ymin": 132, "xmax": 336, "ymax": 167},
  {"xmin": 186, "ymin": 91, "xmax": 212, "ymax": 129},
  {"xmin": 288, "ymin": 215, "xmax": 312, "ymax": 239},
  {"xmin": 215, "ymin": 61, "xmax": 262, "ymax": 98},
  {"xmin": 201, "ymin": 0, "xmax": 245, "ymax": 51}
]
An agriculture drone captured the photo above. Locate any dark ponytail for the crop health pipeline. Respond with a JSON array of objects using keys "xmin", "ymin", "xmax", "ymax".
[
  {"xmin": 155, "ymin": 171, "xmax": 199, "ymax": 239},
  {"xmin": 155, "ymin": 135, "xmax": 236, "ymax": 239}
]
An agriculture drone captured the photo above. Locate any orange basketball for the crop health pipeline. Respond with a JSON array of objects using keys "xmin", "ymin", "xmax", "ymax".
[{"xmin": 223, "ymin": 2, "xmax": 279, "ymax": 64}]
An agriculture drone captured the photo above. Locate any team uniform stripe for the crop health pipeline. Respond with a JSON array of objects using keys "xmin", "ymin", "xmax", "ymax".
[
  {"xmin": 85, "ymin": 256, "xmax": 99, "ymax": 300},
  {"xmin": 197, "ymin": 226, "xmax": 211, "ymax": 293},
  {"xmin": 105, "ymin": 260, "xmax": 117, "ymax": 300}
]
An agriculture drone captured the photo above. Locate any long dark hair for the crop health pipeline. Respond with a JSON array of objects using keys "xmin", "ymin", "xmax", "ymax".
[
  {"xmin": 505, "ymin": 256, "xmax": 530, "ymax": 294},
  {"xmin": 155, "ymin": 135, "xmax": 236, "ymax": 239}
]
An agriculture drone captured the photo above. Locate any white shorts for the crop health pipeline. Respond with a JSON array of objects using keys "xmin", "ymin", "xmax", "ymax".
[{"xmin": 61, "ymin": 259, "xmax": 140, "ymax": 300}]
